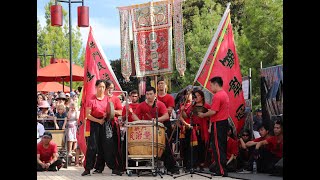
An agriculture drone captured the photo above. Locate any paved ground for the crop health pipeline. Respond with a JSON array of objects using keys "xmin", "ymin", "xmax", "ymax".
[
  {"xmin": 37, "ymin": 166, "xmax": 237, "ymax": 180},
  {"xmin": 37, "ymin": 166, "xmax": 283, "ymax": 180}
]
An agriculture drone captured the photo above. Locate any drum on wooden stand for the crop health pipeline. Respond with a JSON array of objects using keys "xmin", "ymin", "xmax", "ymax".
[{"xmin": 127, "ymin": 120, "xmax": 166, "ymax": 157}]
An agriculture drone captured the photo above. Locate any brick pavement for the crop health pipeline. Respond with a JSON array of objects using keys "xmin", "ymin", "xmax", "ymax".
[{"xmin": 37, "ymin": 166, "xmax": 237, "ymax": 180}]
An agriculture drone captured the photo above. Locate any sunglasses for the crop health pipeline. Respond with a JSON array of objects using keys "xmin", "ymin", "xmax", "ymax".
[
  {"xmin": 42, "ymin": 136, "xmax": 51, "ymax": 139},
  {"xmin": 242, "ymin": 134, "xmax": 249, "ymax": 136}
]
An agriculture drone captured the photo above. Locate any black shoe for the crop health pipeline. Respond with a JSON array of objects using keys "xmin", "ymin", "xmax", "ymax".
[
  {"xmin": 81, "ymin": 170, "xmax": 91, "ymax": 176},
  {"xmin": 112, "ymin": 169, "xmax": 122, "ymax": 176},
  {"xmin": 93, "ymin": 169, "xmax": 103, "ymax": 174},
  {"xmin": 209, "ymin": 163, "xmax": 216, "ymax": 173},
  {"xmin": 212, "ymin": 172, "xmax": 222, "ymax": 176},
  {"xmin": 47, "ymin": 166, "xmax": 58, "ymax": 171}
]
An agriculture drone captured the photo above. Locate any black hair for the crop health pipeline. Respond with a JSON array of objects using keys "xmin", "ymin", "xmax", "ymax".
[
  {"xmin": 228, "ymin": 125, "xmax": 235, "ymax": 139},
  {"xmin": 194, "ymin": 89, "xmax": 205, "ymax": 104},
  {"xmin": 146, "ymin": 86, "xmax": 156, "ymax": 93},
  {"xmin": 275, "ymin": 119, "xmax": 283, "ymax": 129},
  {"xmin": 129, "ymin": 89, "xmax": 139, "ymax": 96},
  {"xmin": 95, "ymin": 79, "xmax": 106, "ymax": 87},
  {"xmin": 258, "ymin": 122, "xmax": 270, "ymax": 131},
  {"xmin": 105, "ymin": 80, "xmax": 114, "ymax": 88},
  {"xmin": 210, "ymin": 76, "xmax": 223, "ymax": 87}
]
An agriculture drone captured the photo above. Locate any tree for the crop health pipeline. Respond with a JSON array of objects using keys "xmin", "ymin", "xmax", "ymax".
[
  {"xmin": 37, "ymin": 0, "xmax": 85, "ymax": 90},
  {"xmin": 236, "ymin": 0, "xmax": 283, "ymax": 109},
  {"xmin": 171, "ymin": 0, "xmax": 224, "ymax": 92},
  {"xmin": 110, "ymin": 59, "xmax": 139, "ymax": 93},
  {"xmin": 37, "ymin": 0, "xmax": 84, "ymax": 67}
]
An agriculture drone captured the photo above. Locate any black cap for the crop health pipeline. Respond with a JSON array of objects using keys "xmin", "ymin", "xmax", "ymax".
[{"xmin": 42, "ymin": 131, "xmax": 52, "ymax": 139}]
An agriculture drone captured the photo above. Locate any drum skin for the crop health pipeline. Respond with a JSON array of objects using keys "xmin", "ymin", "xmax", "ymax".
[{"xmin": 128, "ymin": 120, "xmax": 166, "ymax": 157}]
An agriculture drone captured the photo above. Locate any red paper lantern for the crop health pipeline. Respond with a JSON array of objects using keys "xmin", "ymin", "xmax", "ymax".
[
  {"xmin": 77, "ymin": 6, "xmax": 89, "ymax": 27},
  {"xmin": 51, "ymin": 5, "xmax": 63, "ymax": 26}
]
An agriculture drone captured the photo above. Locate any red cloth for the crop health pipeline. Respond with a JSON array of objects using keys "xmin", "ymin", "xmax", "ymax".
[
  {"xmin": 134, "ymin": 101, "xmax": 168, "ymax": 120},
  {"xmin": 227, "ymin": 137, "xmax": 238, "ymax": 160},
  {"xmin": 37, "ymin": 141, "xmax": 58, "ymax": 163},
  {"xmin": 266, "ymin": 136, "xmax": 283, "ymax": 158},
  {"xmin": 195, "ymin": 13, "xmax": 245, "ymax": 133},
  {"xmin": 210, "ymin": 90, "xmax": 229, "ymax": 122},
  {"xmin": 253, "ymin": 136, "xmax": 272, "ymax": 151},
  {"xmin": 122, "ymin": 103, "xmax": 139, "ymax": 122}
]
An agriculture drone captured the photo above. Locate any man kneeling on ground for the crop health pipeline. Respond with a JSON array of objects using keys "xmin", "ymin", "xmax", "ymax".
[{"xmin": 37, "ymin": 131, "xmax": 62, "ymax": 171}]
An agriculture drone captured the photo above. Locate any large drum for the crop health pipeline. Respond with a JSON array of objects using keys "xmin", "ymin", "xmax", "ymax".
[{"xmin": 128, "ymin": 120, "xmax": 166, "ymax": 157}]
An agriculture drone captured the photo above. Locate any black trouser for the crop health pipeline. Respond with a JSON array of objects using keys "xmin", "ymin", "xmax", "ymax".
[
  {"xmin": 161, "ymin": 121, "xmax": 177, "ymax": 171},
  {"xmin": 37, "ymin": 159, "xmax": 62, "ymax": 171},
  {"xmin": 210, "ymin": 119, "xmax": 228, "ymax": 175},
  {"xmin": 250, "ymin": 148, "xmax": 280, "ymax": 173},
  {"xmin": 94, "ymin": 121, "xmax": 122, "ymax": 171},
  {"xmin": 84, "ymin": 121, "xmax": 103, "ymax": 170},
  {"xmin": 184, "ymin": 125, "xmax": 206, "ymax": 168}
]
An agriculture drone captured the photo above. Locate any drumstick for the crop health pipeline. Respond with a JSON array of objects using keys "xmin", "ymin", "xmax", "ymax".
[{"xmin": 145, "ymin": 113, "xmax": 153, "ymax": 120}]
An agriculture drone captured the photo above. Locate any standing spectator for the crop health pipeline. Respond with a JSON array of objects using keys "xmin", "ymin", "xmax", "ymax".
[
  {"xmin": 198, "ymin": 76, "xmax": 230, "ymax": 177},
  {"xmin": 37, "ymin": 132, "xmax": 63, "ymax": 171},
  {"xmin": 56, "ymin": 93, "xmax": 68, "ymax": 112},
  {"xmin": 37, "ymin": 101, "xmax": 55, "ymax": 129},
  {"xmin": 253, "ymin": 108, "xmax": 263, "ymax": 131},
  {"xmin": 66, "ymin": 102, "xmax": 79, "ymax": 157},
  {"xmin": 53, "ymin": 104, "xmax": 67, "ymax": 130},
  {"xmin": 37, "ymin": 122, "xmax": 45, "ymax": 144}
]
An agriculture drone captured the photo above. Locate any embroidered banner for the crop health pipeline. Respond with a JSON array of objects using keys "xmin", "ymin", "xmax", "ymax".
[
  {"xmin": 194, "ymin": 8, "xmax": 245, "ymax": 133},
  {"xmin": 173, "ymin": 0, "xmax": 186, "ymax": 77},
  {"xmin": 130, "ymin": 1, "xmax": 173, "ymax": 77},
  {"xmin": 119, "ymin": 8, "xmax": 132, "ymax": 82}
]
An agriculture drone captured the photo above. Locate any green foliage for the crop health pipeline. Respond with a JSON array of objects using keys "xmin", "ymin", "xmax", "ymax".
[
  {"xmin": 110, "ymin": 59, "xmax": 139, "ymax": 93},
  {"xmin": 236, "ymin": 0, "xmax": 283, "ymax": 109},
  {"xmin": 171, "ymin": 0, "xmax": 224, "ymax": 92},
  {"xmin": 37, "ymin": 0, "xmax": 85, "ymax": 91},
  {"xmin": 37, "ymin": 0, "xmax": 84, "ymax": 68}
]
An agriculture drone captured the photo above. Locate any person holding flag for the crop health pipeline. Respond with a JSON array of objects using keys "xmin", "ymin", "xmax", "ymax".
[
  {"xmin": 198, "ymin": 77, "xmax": 229, "ymax": 177},
  {"xmin": 93, "ymin": 80, "xmax": 123, "ymax": 176},
  {"xmin": 81, "ymin": 79, "xmax": 109, "ymax": 176}
]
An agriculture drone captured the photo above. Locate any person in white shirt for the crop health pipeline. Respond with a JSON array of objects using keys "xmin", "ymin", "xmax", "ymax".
[{"xmin": 37, "ymin": 122, "xmax": 45, "ymax": 144}]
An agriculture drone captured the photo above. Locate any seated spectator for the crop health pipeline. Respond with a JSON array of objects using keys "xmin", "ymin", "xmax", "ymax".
[
  {"xmin": 246, "ymin": 123, "xmax": 272, "ymax": 172},
  {"xmin": 226, "ymin": 125, "xmax": 238, "ymax": 172},
  {"xmin": 37, "ymin": 131, "xmax": 63, "ymax": 171},
  {"xmin": 237, "ymin": 129, "xmax": 252, "ymax": 171},
  {"xmin": 37, "ymin": 122, "xmax": 45, "ymax": 144},
  {"xmin": 53, "ymin": 104, "xmax": 67, "ymax": 130},
  {"xmin": 255, "ymin": 120, "xmax": 283, "ymax": 174}
]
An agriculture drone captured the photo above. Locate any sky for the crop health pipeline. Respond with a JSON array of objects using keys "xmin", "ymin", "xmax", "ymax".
[{"xmin": 37, "ymin": 0, "xmax": 155, "ymax": 60}]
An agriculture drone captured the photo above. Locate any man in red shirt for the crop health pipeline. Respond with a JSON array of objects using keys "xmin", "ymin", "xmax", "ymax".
[
  {"xmin": 198, "ymin": 76, "xmax": 229, "ymax": 177},
  {"xmin": 37, "ymin": 131, "xmax": 62, "ymax": 171},
  {"xmin": 122, "ymin": 89, "xmax": 140, "ymax": 123},
  {"xmin": 157, "ymin": 79, "xmax": 175, "ymax": 119},
  {"xmin": 255, "ymin": 120, "xmax": 283, "ymax": 174},
  {"xmin": 131, "ymin": 86, "xmax": 179, "ymax": 174}
]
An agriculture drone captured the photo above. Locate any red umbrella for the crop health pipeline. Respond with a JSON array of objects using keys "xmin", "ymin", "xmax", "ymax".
[
  {"xmin": 37, "ymin": 82, "xmax": 71, "ymax": 93},
  {"xmin": 37, "ymin": 59, "xmax": 84, "ymax": 82}
]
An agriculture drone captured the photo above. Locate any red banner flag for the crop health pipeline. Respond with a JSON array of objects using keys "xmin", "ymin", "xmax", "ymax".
[
  {"xmin": 77, "ymin": 26, "xmax": 123, "ymax": 157},
  {"xmin": 194, "ymin": 5, "xmax": 245, "ymax": 133}
]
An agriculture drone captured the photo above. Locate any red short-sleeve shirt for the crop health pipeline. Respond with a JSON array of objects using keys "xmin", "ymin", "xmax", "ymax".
[
  {"xmin": 227, "ymin": 137, "xmax": 238, "ymax": 160},
  {"xmin": 266, "ymin": 136, "xmax": 283, "ymax": 158},
  {"xmin": 210, "ymin": 90, "xmax": 229, "ymax": 122},
  {"xmin": 37, "ymin": 141, "xmax": 58, "ymax": 163},
  {"xmin": 122, "ymin": 103, "xmax": 139, "ymax": 122},
  {"xmin": 157, "ymin": 94, "xmax": 175, "ymax": 109},
  {"xmin": 134, "ymin": 101, "xmax": 168, "ymax": 121}
]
